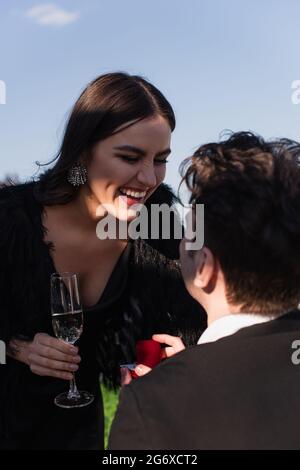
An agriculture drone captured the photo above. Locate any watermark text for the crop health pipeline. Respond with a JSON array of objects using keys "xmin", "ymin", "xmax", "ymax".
[
  {"xmin": 0, "ymin": 340, "xmax": 6, "ymax": 364},
  {"xmin": 0, "ymin": 80, "xmax": 6, "ymax": 104},
  {"xmin": 291, "ymin": 80, "xmax": 300, "ymax": 105}
]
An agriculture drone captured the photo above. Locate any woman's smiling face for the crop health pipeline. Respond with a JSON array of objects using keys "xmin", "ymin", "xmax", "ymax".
[{"xmin": 85, "ymin": 115, "xmax": 172, "ymax": 220}]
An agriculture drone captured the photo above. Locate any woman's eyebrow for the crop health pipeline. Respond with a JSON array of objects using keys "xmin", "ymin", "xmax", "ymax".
[
  {"xmin": 156, "ymin": 148, "xmax": 171, "ymax": 157},
  {"xmin": 114, "ymin": 145, "xmax": 171, "ymax": 157}
]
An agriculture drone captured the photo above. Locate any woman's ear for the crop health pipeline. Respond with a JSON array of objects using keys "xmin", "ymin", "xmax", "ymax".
[{"xmin": 193, "ymin": 247, "xmax": 215, "ymax": 289}]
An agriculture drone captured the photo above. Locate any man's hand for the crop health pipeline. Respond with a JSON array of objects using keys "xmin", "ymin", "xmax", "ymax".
[
  {"xmin": 153, "ymin": 333, "xmax": 186, "ymax": 359},
  {"xmin": 120, "ymin": 334, "xmax": 185, "ymax": 385}
]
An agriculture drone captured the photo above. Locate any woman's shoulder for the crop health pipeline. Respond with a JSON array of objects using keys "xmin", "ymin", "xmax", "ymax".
[
  {"xmin": 131, "ymin": 238, "xmax": 181, "ymax": 278},
  {"xmin": 0, "ymin": 181, "xmax": 41, "ymax": 244},
  {"xmin": 128, "ymin": 238, "xmax": 182, "ymax": 308},
  {"xmin": 0, "ymin": 180, "xmax": 37, "ymax": 209}
]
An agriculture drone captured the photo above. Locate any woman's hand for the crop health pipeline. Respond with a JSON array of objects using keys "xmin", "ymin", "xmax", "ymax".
[
  {"xmin": 8, "ymin": 333, "xmax": 81, "ymax": 381},
  {"xmin": 120, "ymin": 334, "xmax": 185, "ymax": 385}
]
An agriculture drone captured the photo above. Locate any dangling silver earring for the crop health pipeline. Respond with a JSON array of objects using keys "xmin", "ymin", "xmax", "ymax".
[{"xmin": 67, "ymin": 163, "xmax": 88, "ymax": 186}]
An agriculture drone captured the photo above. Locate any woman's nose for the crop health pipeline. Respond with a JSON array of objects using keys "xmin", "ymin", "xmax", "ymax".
[{"xmin": 136, "ymin": 165, "xmax": 157, "ymax": 188}]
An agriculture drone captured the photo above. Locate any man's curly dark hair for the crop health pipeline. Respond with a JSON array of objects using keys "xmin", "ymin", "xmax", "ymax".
[{"xmin": 181, "ymin": 131, "xmax": 300, "ymax": 315}]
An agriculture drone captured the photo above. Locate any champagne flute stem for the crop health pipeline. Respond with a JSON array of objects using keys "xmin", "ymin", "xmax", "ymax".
[{"xmin": 67, "ymin": 373, "xmax": 81, "ymax": 400}]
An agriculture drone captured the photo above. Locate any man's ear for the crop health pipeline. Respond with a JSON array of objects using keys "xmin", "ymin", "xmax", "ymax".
[{"xmin": 193, "ymin": 247, "xmax": 215, "ymax": 289}]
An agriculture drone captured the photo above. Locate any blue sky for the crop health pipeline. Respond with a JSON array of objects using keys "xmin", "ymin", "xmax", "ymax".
[{"xmin": 0, "ymin": 0, "xmax": 300, "ymax": 191}]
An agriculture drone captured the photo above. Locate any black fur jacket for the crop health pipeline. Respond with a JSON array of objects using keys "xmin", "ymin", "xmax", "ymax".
[{"xmin": 0, "ymin": 182, "xmax": 206, "ymax": 387}]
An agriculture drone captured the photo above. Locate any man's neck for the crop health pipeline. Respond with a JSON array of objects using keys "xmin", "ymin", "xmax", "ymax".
[{"xmin": 205, "ymin": 301, "xmax": 242, "ymax": 326}]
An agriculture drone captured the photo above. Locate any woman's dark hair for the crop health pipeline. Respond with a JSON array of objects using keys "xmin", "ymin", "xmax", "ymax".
[
  {"xmin": 35, "ymin": 72, "xmax": 176, "ymax": 205},
  {"xmin": 181, "ymin": 131, "xmax": 300, "ymax": 315}
]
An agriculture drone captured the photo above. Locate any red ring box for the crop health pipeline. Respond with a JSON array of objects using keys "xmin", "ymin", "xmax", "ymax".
[{"xmin": 130, "ymin": 339, "xmax": 162, "ymax": 379}]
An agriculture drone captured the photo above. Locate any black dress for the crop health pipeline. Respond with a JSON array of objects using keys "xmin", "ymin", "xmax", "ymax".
[{"xmin": 0, "ymin": 182, "xmax": 206, "ymax": 450}]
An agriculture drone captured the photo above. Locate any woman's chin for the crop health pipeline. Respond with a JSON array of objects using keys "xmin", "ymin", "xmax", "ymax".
[
  {"xmin": 113, "ymin": 198, "xmax": 143, "ymax": 222},
  {"xmin": 115, "ymin": 208, "xmax": 139, "ymax": 222},
  {"xmin": 95, "ymin": 198, "xmax": 141, "ymax": 221}
]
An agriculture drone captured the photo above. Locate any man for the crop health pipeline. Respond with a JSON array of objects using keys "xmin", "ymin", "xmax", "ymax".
[{"xmin": 109, "ymin": 132, "xmax": 300, "ymax": 450}]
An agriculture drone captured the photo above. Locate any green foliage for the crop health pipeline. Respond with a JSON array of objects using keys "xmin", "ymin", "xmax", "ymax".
[{"xmin": 101, "ymin": 383, "xmax": 120, "ymax": 449}]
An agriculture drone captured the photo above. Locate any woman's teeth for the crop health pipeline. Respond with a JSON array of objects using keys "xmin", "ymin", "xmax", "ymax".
[{"xmin": 119, "ymin": 188, "xmax": 147, "ymax": 199}]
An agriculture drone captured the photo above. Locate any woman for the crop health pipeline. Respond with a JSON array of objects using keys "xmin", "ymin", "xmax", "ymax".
[{"xmin": 0, "ymin": 72, "xmax": 206, "ymax": 449}]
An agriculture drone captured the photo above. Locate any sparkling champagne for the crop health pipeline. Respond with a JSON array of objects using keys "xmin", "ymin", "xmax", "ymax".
[{"xmin": 52, "ymin": 310, "xmax": 83, "ymax": 344}]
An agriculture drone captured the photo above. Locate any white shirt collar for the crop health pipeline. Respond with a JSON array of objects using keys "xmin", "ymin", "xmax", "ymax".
[{"xmin": 197, "ymin": 312, "xmax": 285, "ymax": 345}]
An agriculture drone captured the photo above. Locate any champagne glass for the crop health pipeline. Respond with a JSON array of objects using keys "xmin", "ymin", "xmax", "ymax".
[{"xmin": 50, "ymin": 272, "xmax": 94, "ymax": 408}]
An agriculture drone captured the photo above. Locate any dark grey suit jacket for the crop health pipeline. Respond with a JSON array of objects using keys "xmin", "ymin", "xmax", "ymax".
[{"xmin": 108, "ymin": 310, "xmax": 300, "ymax": 450}]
